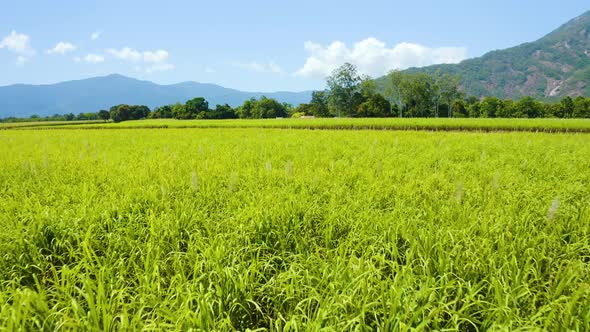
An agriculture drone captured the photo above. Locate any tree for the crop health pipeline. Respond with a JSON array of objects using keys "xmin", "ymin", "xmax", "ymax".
[
  {"xmin": 543, "ymin": 103, "xmax": 562, "ymax": 118},
  {"xmin": 76, "ymin": 112, "xmax": 98, "ymax": 121},
  {"xmin": 359, "ymin": 75, "xmax": 377, "ymax": 98},
  {"xmin": 309, "ymin": 91, "xmax": 330, "ymax": 117},
  {"xmin": 573, "ymin": 96, "xmax": 590, "ymax": 118},
  {"xmin": 357, "ymin": 94, "xmax": 392, "ymax": 117},
  {"xmin": 171, "ymin": 103, "xmax": 187, "ymax": 119},
  {"xmin": 236, "ymin": 98, "xmax": 255, "ymax": 119},
  {"xmin": 292, "ymin": 103, "xmax": 314, "ymax": 117},
  {"xmin": 514, "ymin": 97, "xmax": 543, "ymax": 118},
  {"xmin": 467, "ymin": 101, "xmax": 481, "ymax": 118},
  {"xmin": 479, "ymin": 97, "xmax": 502, "ymax": 118},
  {"xmin": 384, "ymin": 70, "xmax": 406, "ymax": 117},
  {"xmin": 109, "ymin": 105, "xmax": 127, "ymax": 122},
  {"xmin": 149, "ymin": 105, "xmax": 174, "ymax": 119},
  {"xmin": 496, "ymin": 100, "xmax": 516, "ymax": 118},
  {"xmin": 252, "ymin": 96, "xmax": 287, "ymax": 118},
  {"xmin": 202, "ymin": 104, "xmax": 237, "ymax": 119},
  {"xmin": 560, "ymin": 96, "xmax": 574, "ymax": 118},
  {"xmin": 400, "ymin": 73, "xmax": 435, "ymax": 117},
  {"xmin": 183, "ymin": 97, "xmax": 209, "ymax": 119},
  {"xmin": 282, "ymin": 103, "xmax": 293, "ymax": 116},
  {"xmin": 131, "ymin": 105, "xmax": 150, "ymax": 119},
  {"xmin": 433, "ymin": 71, "xmax": 443, "ymax": 117},
  {"xmin": 109, "ymin": 104, "xmax": 150, "ymax": 122},
  {"xmin": 451, "ymin": 99, "xmax": 468, "ymax": 117},
  {"xmin": 97, "ymin": 110, "xmax": 110, "ymax": 122},
  {"xmin": 326, "ymin": 63, "xmax": 362, "ymax": 117},
  {"xmin": 438, "ymin": 73, "xmax": 461, "ymax": 118}
]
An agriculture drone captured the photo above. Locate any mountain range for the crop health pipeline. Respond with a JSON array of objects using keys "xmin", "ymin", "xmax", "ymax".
[
  {"xmin": 400, "ymin": 10, "xmax": 590, "ymax": 99},
  {"xmin": 0, "ymin": 75, "xmax": 312, "ymax": 118}
]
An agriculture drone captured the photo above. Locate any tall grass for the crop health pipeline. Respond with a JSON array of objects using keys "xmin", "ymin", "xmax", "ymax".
[
  {"xmin": 13, "ymin": 117, "xmax": 590, "ymax": 133},
  {"xmin": 0, "ymin": 128, "xmax": 589, "ymax": 330}
]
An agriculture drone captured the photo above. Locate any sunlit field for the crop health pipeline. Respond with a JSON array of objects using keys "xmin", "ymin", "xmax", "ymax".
[
  {"xmin": 11, "ymin": 117, "xmax": 590, "ymax": 132},
  {"xmin": 0, "ymin": 127, "xmax": 589, "ymax": 330}
]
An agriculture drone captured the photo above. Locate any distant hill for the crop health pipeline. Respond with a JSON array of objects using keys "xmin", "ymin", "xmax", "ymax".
[
  {"xmin": 0, "ymin": 74, "xmax": 312, "ymax": 118},
  {"xmin": 399, "ymin": 10, "xmax": 590, "ymax": 99}
]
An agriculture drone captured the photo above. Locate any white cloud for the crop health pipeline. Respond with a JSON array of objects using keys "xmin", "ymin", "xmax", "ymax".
[
  {"xmin": 143, "ymin": 50, "xmax": 169, "ymax": 63},
  {"xmin": 107, "ymin": 47, "xmax": 142, "ymax": 62},
  {"xmin": 91, "ymin": 31, "xmax": 102, "ymax": 40},
  {"xmin": 46, "ymin": 42, "xmax": 76, "ymax": 55},
  {"xmin": 233, "ymin": 61, "xmax": 284, "ymax": 74},
  {"xmin": 83, "ymin": 53, "xmax": 104, "ymax": 63},
  {"xmin": 0, "ymin": 30, "xmax": 35, "ymax": 65},
  {"xmin": 295, "ymin": 37, "xmax": 467, "ymax": 78},
  {"xmin": 107, "ymin": 47, "xmax": 173, "ymax": 73},
  {"xmin": 0, "ymin": 30, "xmax": 35, "ymax": 55}
]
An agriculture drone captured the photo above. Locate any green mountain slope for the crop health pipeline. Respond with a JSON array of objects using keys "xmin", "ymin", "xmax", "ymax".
[{"xmin": 403, "ymin": 10, "xmax": 590, "ymax": 99}]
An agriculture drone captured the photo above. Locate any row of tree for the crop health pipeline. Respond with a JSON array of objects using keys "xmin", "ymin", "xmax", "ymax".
[
  {"xmin": 148, "ymin": 96, "xmax": 292, "ymax": 120},
  {"xmin": 1, "ymin": 111, "xmax": 110, "ymax": 123},
  {"xmin": 291, "ymin": 63, "xmax": 590, "ymax": 119}
]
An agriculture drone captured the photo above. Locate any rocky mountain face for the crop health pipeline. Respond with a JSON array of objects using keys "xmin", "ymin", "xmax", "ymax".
[{"xmin": 404, "ymin": 10, "xmax": 590, "ymax": 99}]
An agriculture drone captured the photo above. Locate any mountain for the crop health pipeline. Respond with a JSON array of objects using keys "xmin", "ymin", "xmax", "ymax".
[
  {"xmin": 0, "ymin": 74, "xmax": 312, "ymax": 118},
  {"xmin": 400, "ymin": 10, "xmax": 590, "ymax": 99}
]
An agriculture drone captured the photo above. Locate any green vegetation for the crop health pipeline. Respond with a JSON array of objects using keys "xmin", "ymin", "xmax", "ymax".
[
  {"xmin": 14, "ymin": 117, "xmax": 590, "ymax": 133},
  {"xmin": 108, "ymin": 105, "xmax": 151, "ymax": 123},
  {"xmin": 0, "ymin": 127, "xmax": 589, "ymax": 330}
]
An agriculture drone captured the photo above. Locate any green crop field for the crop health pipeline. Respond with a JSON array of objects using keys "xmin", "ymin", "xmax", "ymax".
[
  {"xmin": 1, "ymin": 126, "xmax": 589, "ymax": 330},
  {"xmin": 12, "ymin": 117, "xmax": 590, "ymax": 133}
]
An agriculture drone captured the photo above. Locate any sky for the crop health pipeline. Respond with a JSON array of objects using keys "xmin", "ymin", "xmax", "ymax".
[{"xmin": 1, "ymin": 0, "xmax": 589, "ymax": 91}]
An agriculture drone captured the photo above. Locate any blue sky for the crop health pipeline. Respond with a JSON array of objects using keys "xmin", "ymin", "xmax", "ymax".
[{"xmin": 0, "ymin": 0, "xmax": 588, "ymax": 91}]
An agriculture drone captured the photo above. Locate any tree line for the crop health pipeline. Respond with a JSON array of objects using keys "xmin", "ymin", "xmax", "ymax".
[
  {"xmin": 2, "ymin": 63, "xmax": 590, "ymax": 123},
  {"xmin": 147, "ymin": 96, "xmax": 292, "ymax": 120},
  {"xmin": 292, "ymin": 63, "xmax": 590, "ymax": 119},
  {"xmin": 0, "ymin": 97, "xmax": 294, "ymax": 123}
]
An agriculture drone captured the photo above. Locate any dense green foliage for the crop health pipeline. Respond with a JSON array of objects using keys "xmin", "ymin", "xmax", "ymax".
[
  {"xmin": 292, "ymin": 64, "xmax": 396, "ymax": 118},
  {"xmin": 297, "ymin": 64, "xmax": 590, "ymax": 119},
  {"xmin": 0, "ymin": 128, "xmax": 589, "ymax": 330},
  {"xmin": 109, "ymin": 104, "xmax": 151, "ymax": 123},
  {"xmin": 148, "ymin": 96, "xmax": 290, "ymax": 120},
  {"xmin": 235, "ymin": 97, "xmax": 290, "ymax": 119}
]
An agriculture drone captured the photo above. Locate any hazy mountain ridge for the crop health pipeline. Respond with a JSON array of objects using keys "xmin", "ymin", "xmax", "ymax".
[
  {"xmin": 400, "ymin": 10, "xmax": 590, "ymax": 99},
  {"xmin": 0, "ymin": 74, "xmax": 312, "ymax": 118}
]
